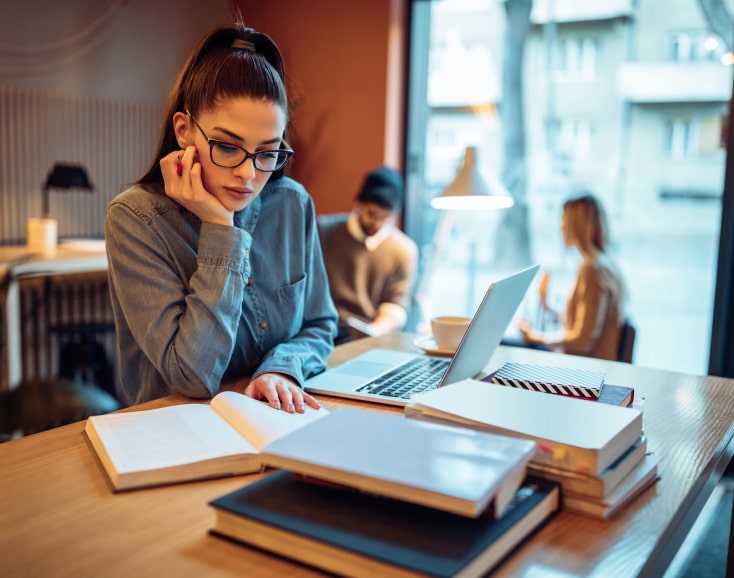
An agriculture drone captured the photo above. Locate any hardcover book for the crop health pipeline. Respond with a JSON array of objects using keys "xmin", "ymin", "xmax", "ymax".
[
  {"xmin": 560, "ymin": 453, "xmax": 660, "ymax": 519},
  {"xmin": 526, "ymin": 435, "xmax": 648, "ymax": 499},
  {"xmin": 486, "ymin": 362, "xmax": 605, "ymax": 399},
  {"xmin": 209, "ymin": 469, "xmax": 560, "ymax": 578},
  {"xmin": 405, "ymin": 379, "xmax": 643, "ymax": 476},
  {"xmin": 260, "ymin": 407, "xmax": 537, "ymax": 518}
]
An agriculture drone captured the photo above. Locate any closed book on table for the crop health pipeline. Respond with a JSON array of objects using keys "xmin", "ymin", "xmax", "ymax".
[
  {"xmin": 486, "ymin": 362, "xmax": 605, "ymax": 399},
  {"xmin": 527, "ymin": 435, "xmax": 647, "ymax": 499},
  {"xmin": 561, "ymin": 453, "xmax": 660, "ymax": 519},
  {"xmin": 209, "ymin": 469, "xmax": 560, "ymax": 578},
  {"xmin": 597, "ymin": 383, "xmax": 635, "ymax": 407},
  {"xmin": 260, "ymin": 407, "xmax": 536, "ymax": 518},
  {"xmin": 405, "ymin": 379, "xmax": 643, "ymax": 476}
]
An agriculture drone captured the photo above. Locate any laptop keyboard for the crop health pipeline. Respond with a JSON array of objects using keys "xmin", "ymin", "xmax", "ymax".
[{"xmin": 356, "ymin": 356, "xmax": 450, "ymax": 399}]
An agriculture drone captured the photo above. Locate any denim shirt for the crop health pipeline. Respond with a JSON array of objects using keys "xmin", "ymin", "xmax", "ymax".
[{"xmin": 105, "ymin": 176, "xmax": 337, "ymax": 405}]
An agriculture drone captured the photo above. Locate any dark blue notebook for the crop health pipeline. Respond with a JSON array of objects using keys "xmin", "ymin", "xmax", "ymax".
[{"xmin": 209, "ymin": 470, "xmax": 559, "ymax": 578}]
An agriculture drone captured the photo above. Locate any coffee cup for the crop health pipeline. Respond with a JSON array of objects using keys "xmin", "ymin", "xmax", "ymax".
[{"xmin": 431, "ymin": 316, "xmax": 471, "ymax": 351}]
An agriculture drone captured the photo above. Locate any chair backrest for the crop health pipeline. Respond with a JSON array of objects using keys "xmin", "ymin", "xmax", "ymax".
[{"xmin": 617, "ymin": 319, "xmax": 636, "ymax": 363}]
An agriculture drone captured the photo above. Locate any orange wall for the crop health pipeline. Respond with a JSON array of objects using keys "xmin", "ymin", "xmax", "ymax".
[{"xmin": 233, "ymin": 0, "xmax": 407, "ymax": 214}]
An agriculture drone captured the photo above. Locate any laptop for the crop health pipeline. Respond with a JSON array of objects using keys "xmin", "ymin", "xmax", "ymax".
[{"xmin": 305, "ymin": 264, "xmax": 539, "ymax": 406}]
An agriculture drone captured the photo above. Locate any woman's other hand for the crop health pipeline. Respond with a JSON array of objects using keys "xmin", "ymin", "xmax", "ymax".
[
  {"xmin": 244, "ymin": 373, "xmax": 321, "ymax": 413},
  {"xmin": 160, "ymin": 147, "xmax": 234, "ymax": 226},
  {"xmin": 517, "ymin": 319, "xmax": 544, "ymax": 344}
]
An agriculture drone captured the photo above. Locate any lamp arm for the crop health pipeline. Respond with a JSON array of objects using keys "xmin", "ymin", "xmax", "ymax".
[{"xmin": 42, "ymin": 187, "xmax": 50, "ymax": 217}]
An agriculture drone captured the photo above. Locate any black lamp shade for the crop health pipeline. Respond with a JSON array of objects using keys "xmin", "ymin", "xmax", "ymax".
[
  {"xmin": 42, "ymin": 163, "xmax": 93, "ymax": 216},
  {"xmin": 44, "ymin": 164, "xmax": 93, "ymax": 191}
]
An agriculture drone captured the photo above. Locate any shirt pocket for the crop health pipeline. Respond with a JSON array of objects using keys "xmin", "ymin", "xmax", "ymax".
[{"xmin": 273, "ymin": 274, "xmax": 307, "ymax": 337}]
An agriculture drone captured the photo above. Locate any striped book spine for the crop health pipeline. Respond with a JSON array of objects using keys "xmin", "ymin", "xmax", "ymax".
[{"xmin": 489, "ymin": 363, "xmax": 605, "ymax": 399}]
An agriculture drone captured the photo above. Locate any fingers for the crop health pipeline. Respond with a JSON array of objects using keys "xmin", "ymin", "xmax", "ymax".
[
  {"xmin": 302, "ymin": 392, "xmax": 321, "ymax": 410},
  {"xmin": 161, "ymin": 147, "xmax": 195, "ymax": 196},
  {"xmin": 245, "ymin": 374, "xmax": 321, "ymax": 413}
]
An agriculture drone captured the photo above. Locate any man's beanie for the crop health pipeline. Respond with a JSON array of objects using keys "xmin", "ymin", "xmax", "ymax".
[{"xmin": 355, "ymin": 166, "xmax": 404, "ymax": 211}]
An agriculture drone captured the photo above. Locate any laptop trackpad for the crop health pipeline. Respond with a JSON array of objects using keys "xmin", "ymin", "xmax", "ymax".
[{"xmin": 333, "ymin": 360, "xmax": 395, "ymax": 378}]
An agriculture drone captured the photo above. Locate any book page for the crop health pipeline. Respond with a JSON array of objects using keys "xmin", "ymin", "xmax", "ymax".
[
  {"xmin": 88, "ymin": 404, "xmax": 256, "ymax": 474},
  {"xmin": 211, "ymin": 391, "xmax": 329, "ymax": 450}
]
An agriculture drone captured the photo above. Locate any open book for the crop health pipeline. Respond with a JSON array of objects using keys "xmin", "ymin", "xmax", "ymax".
[{"xmin": 84, "ymin": 391, "xmax": 329, "ymax": 491}]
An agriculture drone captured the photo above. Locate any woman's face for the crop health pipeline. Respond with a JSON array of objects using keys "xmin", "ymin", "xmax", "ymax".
[{"xmin": 180, "ymin": 97, "xmax": 287, "ymax": 213}]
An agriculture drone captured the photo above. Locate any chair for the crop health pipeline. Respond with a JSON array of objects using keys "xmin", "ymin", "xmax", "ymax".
[{"xmin": 617, "ymin": 319, "xmax": 636, "ymax": 363}]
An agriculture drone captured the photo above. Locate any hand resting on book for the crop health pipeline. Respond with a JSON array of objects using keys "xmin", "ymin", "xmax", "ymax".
[{"xmin": 244, "ymin": 373, "xmax": 320, "ymax": 414}]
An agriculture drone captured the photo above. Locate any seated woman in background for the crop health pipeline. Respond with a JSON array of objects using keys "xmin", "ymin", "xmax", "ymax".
[
  {"xmin": 518, "ymin": 194, "xmax": 625, "ymax": 361},
  {"xmin": 105, "ymin": 23, "xmax": 337, "ymax": 410}
]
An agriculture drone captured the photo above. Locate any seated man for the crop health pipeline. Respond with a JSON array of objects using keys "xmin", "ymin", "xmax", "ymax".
[{"xmin": 318, "ymin": 166, "xmax": 418, "ymax": 344}]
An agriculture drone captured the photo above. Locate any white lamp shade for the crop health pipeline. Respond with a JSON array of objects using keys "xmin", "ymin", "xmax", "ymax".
[{"xmin": 431, "ymin": 146, "xmax": 514, "ymax": 211}]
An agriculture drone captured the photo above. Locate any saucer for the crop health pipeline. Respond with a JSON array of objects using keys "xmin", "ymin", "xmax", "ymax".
[{"xmin": 412, "ymin": 335, "xmax": 456, "ymax": 357}]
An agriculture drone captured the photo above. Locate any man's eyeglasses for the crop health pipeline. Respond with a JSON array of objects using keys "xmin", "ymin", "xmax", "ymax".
[{"xmin": 186, "ymin": 111, "xmax": 293, "ymax": 172}]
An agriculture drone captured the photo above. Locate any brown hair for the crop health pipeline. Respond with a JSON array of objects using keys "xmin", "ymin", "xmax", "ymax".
[
  {"xmin": 563, "ymin": 193, "xmax": 609, "ymax": 254},
  {"xmin": 139, "ymin": 23, "xmax": 288, "ymax": 187}
]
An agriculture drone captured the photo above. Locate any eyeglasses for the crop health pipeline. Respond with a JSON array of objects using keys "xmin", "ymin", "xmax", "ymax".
[{"xmin": 186, "ymin": 111, "xmax": 293, "ymax": 172}]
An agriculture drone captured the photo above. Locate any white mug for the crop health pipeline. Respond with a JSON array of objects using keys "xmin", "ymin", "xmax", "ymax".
[{"xmin": 431, "ymin": 316, "xmax": 471, "ymax": 351}]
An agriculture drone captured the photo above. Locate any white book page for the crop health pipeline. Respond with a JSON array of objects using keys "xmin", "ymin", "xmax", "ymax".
[
  {"xmin": 88, "ymin": 404, "xmax": 255, "ymax": 474},
  {"xmin": 211, "ymin": 391, "xmax": 330, "ymax": 450}
]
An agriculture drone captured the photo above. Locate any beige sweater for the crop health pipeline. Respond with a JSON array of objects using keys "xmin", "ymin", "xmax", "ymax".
[
  {"xmin": 318, "ymin": 213, "xmax": 418, "ymax": 328},
  {"xmin": 561, "ymin": 257, "xmax": 624, "ymax": 361}
]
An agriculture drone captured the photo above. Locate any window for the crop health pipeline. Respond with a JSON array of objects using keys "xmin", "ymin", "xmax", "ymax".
[
  {"xmin": 555, "ymin": 37, "xmax": 597, "ymax": 79},
  {"xmin": 406, "ymin": 0, "xmax": 730, "ymax": 375},
  {"xmin": 665, "ymin": 118, "xmax": 701, "ymax": 158},
  {"xmin": 547, "ymin": 120, "xmax": 593, "ymax": 161},
  {"xmin": 668, "ymin": 31, "xmax": 724, "ymax": 63}
]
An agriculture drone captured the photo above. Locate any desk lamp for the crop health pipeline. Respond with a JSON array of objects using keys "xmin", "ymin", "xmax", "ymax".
[
  {"xmin": 423, "ymin": 146, "xmax": 514, "ymax": 316},
  {"xmin": 431, "ymin": 146, "xmax": 514, "ymax": 210},
  {"xmin": 27, "ymin": 163, "xmax": 93, "ymax": 252}
]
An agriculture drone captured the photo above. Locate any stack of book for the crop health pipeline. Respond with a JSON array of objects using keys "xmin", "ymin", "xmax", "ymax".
[
  {"xmin": 209, "ymin": 470, "xmax": 559, "ymax": 578},
  {"xmin": 406, "ymin": 378, "xmax": 659, "ymax": 520},
  {"xmin": 209, "ymin": 407, "xmax": 560, "ymax": 578}
]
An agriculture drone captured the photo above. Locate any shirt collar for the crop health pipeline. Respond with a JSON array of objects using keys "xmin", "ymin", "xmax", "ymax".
[{"xmin": 347, "ymin": 211, "xmax": 392, "ymax": 251}]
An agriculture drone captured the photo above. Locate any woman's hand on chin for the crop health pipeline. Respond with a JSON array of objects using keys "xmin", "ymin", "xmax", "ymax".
[{"xmin": 161, "ymin": 147, "xmax": 234, "ymax": 226}]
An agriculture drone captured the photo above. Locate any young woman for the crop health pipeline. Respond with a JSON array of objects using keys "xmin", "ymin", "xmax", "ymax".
[
  {"xmin": 105, "ymin": 23, "xmax": 337, "ymax": 410},
  {"xmin": 518, "ymin": 194, "xmax": 625, "ymax": 360}
]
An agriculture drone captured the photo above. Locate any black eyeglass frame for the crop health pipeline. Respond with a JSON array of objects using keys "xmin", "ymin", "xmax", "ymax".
[{"xmin": 185, "ymin": 110, "xmax": 294, "ymax": 172}]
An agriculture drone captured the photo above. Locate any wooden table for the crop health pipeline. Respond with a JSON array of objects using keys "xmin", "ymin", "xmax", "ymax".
[
  {"xmin": 0, "ymin": 240, "xmax": 107, "ymax": 390},
  {"xmin": 1, "ymin": 333, "xmax": 733, "ymax": 577}
]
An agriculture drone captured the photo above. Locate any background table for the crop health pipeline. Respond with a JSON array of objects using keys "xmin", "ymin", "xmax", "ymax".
[
  {"xmin": 0, "ymin": 333, "xmax": 732, "ymax": 577},
  {"xmin": 0, "ymin": 240, "xmax": 107, "ymax": 390}
]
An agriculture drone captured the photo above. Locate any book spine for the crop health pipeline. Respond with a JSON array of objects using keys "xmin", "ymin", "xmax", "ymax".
[{"xmin": 490, "ymin": 377, "xmax": 601, "ymax": 399}]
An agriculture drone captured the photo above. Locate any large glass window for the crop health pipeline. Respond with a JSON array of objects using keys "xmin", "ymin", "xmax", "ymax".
[{"xmin": 405, "ymin": 0, "xmax": 733, "ymax": 374}]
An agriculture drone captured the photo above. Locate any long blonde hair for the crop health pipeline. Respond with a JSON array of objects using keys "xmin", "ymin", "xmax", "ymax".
[{"xmin": 563, "ymin": 194, "xmax": 609, "ymax": 254}]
